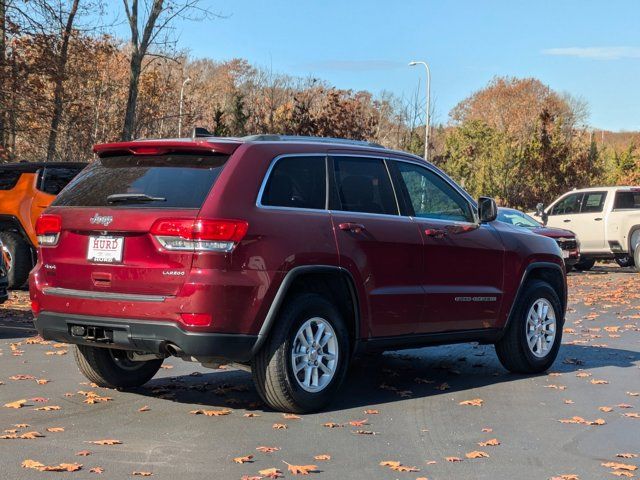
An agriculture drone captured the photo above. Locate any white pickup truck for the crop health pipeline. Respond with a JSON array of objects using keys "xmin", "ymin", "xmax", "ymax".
[{"xmin": 534, "ymin": 186, "xmax": 640, "ymax": 271}]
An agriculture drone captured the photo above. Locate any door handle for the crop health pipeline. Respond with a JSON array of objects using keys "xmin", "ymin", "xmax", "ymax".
[
  {"xmin": 563, "ymin": 219, "xmax": 571, "ymax": 223},
  {"xmin": 594, "ymin": 217, "xmax": 603, "ymax": 221},
  {"xmin": 425, "ymin": 228, "xmax": 447, "ymax": 239},
  {"xmin": 338, "ymin": 222, "xmax": 366, "ymax": 234}
]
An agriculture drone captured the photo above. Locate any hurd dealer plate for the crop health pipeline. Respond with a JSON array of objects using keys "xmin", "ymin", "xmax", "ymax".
[{"xmin": 87, "ymin": 236, "xmax": 124, "ymax": 263}]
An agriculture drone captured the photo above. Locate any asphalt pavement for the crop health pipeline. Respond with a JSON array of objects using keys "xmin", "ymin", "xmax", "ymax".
[{"xmin": 1, "ymin": 265, "xmax": 638, "ymax": 479}]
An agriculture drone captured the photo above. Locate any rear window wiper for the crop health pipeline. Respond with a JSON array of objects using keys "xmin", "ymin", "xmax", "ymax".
[{"xmin": 107, "ymin": 193, "xmax": 166, "ymax": 204}]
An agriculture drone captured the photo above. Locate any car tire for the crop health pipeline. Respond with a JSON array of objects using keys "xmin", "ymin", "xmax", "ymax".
[
  {"xmin": 495, "ymin": 280, "xmax": 563, "ymax": 374},
  {"xmin": 573, "ymin": 257, "xmax": 596, "ymax": 271},
  {"xmin": 74, "ymin": 345, "xmax": 163, "ymax": 388},
  {"xmin": 0, "ymin": 231, "xmax": 32, "ymax": 289},
  {"xmin": 615, "ymin": 255, "xmax": 635, "ymax": 268},
  {"xmin": 252, "ymin": 293, "xmax": 350, "ymax": 413}
]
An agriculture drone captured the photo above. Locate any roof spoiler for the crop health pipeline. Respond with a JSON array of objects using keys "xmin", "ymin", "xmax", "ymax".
[{"xmin": 93, "ymin": 139, "xmax": 241, "ymax": 157}]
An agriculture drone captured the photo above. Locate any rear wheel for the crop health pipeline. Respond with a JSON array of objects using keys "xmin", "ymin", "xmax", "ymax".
[
  {"xmin": 74, "ymin": 345, "xmax": 163, "ymax": 388},
  {"xmin": 615, "ymin": 255, "xmax": 635, "ymax": 268},
  {"xmin": 495, "ymin": 280, "xmax": 563, "ymax": 374},
  {"xmin": 0, "ymin": 231, "xmax": 32, "ymax": 288},
  {"xmin": 252, "ymin": 293, "xmax": 349, "ymax": 413},
  {"xmin": 573, "ymin": 257, "xmax": 595, "ymax": 271}
]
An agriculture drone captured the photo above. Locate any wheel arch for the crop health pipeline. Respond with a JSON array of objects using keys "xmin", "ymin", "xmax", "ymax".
[
  {"xmin": 627, "ymin": 225, "xmax": 640, "ymax": 254},
  {"xmin": 251, "ymin": 265, "xmax": 360, "ymax": 356},
  {"xmin": 502, "ymin": 262, "xmax": 567, "ymax": 334}
]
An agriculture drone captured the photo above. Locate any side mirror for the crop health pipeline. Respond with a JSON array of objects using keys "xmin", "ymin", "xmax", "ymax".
[
  {"xmin": 478, "ymin": 197, "xmax": 497, "ymax": 223},
  {"xmin": 535, "ymin": 202, "xmax": 548, "ymax": 225}
]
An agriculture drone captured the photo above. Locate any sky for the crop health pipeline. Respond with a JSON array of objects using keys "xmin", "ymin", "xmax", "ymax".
[{"xmin": 115, "ymin": 0, "xmax": 640, "ymax": 131}]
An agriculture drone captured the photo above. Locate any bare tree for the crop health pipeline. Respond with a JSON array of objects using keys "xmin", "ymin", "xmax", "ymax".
[
  {"xmin": 45, "ymin": 0, "xmax": 80, "ymax": 161},
  {"xmin": 120, "ymin": 0, "xmax": 216, "ymax": 140}
]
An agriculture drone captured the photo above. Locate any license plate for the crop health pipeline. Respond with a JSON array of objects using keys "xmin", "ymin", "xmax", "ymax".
[
  {"xmin": 87, "ymin": 236, "xmax": 124, "ymax": 263},
  {"xmin": 562, "ymin": 250, "xmax": 570, "ymax": 259}
]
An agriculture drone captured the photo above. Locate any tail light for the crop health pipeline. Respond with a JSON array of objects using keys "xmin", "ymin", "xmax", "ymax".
[
  {"xmin": 179, "ymin": 313, "xmax": 212, "ymax": 327},
  {"xmin": 150, "ymin": 218, "xmax": 248, "ymax": 252},
  {"xmin": 35, "ymin": 214, "xmax": 62, "ymax": 246}
]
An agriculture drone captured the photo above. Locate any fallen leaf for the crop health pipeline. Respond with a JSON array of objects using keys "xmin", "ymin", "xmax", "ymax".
[
  {"xmin": 466, "ymin": 451, "xmax": 489, "ymax": 459},
  {"xmin": 352, "ymin": 430, "xmax": 377, "ymax": 435},
  {"xmin": 189, "ymin": 409, "xmax": 231, "ymax": 416},
  {"xmin": 550, "ymin": 475, "xmax": 579, "ymax": 480},
  {"xmin": 445, "ymin": 457, "xmax": 462, "ymax": 462},
  {"xmin": 89, "ymin": 439, "xmax": 122, "ymax": 445},
  {"xmin": 616, "ymin": 454, "xmax": 638, "ymax": 459},
  {"xmin": 132, "ymin": 472, "xmax": 153, "ymax": 476},
  {"xmin": 20, "ymin": 431, "xmax": 44, "ymax": 439},
  {"xmin": 9, "ymin": 375, "xmax": 35, "ymax": 380},
  {"xmin": 47, "ymin": 427, "xmax": 64, "ymax": 432},
  {"xmin": 363, "ymin": 409, "xmax": 379, "ymax": 414},
  {"xmin": 348, "ymin": 419, "xmax": 368, "ymax": 427},
  {"xmin": 599, "ymin": 406, "xmax": 614, "ymax": 412},
  {"xmin": 256, "ymin": 446, "xmax": 280, "ymax": 453},
  {"xmin": 610, "ymin": 471, "xmax": 634, "ymax": 477},
  {"xmin": 258, "ymin": 467, "xmax": 283, "ymax": 478},
  {"xmin": 481, "ymin": 427, "xmax": 493, "ymax": 432},
  {"xmin": 76, "ymin": 450, "xmax": 92, "ymax": 456},
  {"xmin": 459, "ymin": 398, "xmax": 483, "ymax": 407},
  {"xmin": 244, "ymin": 413, "xmax": 260, "ymax": 418},
  {"xmin": 4, "ymin": 399, "xmax": 27, "ymax": 409},
  {"xmin": 234, "ymin": 455, "xmax": 254, "ymax": 464},
  {"xmin": 36, "ymin": 379, "xmax": 49, "ymax": 385},
  {"xmin": 272, "ymin": 423, "xmax": 287, "ymax": 430},
  {"xmin": 575, "ymin": 372, "xmax": 592, "ymax": 378},
  {"xmin": 314, "ymin": 455, "xmax": 330, "ymax": 461},
  {"xmin": 434, "ymin": 382, "xmax": 450, "ymax": 391},
  {"xmin": 601, "ymin": 462, "xmax": 637, "ymax": 471},
  {"xmin": 286, "ymin": 463, "xmax": 318, "ymax": 475},
  {"xmin": 89, "ymin": 466, "xmax": 104, "ymax": 474},
  {"xmin": 323, "ymin": 422, "xmax": 343, "ymax": 428},
  {"xmin": 34, "ymin": 405, "xmax": 61, "ymax": 411},
  {"xmin": 478, "ymin": 438, "xmax": 500, "ymax": 446},
  {"xmin": 283, "ymin": 413, "xmax": 301, "ymax": 420},
  {"xmin": 138, "ymin": 406, "xmax": 150, "ymax": 412},
  {"xmin": 591, "ymin": 379, "xmax": 609, "ymax": 385}
]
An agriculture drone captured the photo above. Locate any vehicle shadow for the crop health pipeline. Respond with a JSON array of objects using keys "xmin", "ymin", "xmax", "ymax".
[
  {"xmin": 135, "ymin": 342, "xmax": 640, "ymax": 413},
  {"xmin": 570, "ymin": 265, "xmax": 636, "ymax": 275},
  {"xmin": 0, "ymin": 312, "xmax": 36, "ymax": 339}
]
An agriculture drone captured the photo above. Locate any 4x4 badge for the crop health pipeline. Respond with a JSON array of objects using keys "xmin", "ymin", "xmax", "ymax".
[{"xmin": 89, "ymin": 213, "xmax": 113, "ymax": 226}]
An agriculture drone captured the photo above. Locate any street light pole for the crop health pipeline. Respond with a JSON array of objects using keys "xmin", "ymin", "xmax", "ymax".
[
  {"xmin": 409, "ymin": 61, "xmax": 431, "ymax": 161},
  {"xmin": 178, "ymin": 77, "xmax": 191, "ymax": 137}
]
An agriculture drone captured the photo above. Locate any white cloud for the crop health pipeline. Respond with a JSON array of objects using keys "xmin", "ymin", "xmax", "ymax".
[{"xmin": 541, "ymin": 46, "xmax": 640, "ymax": 60}]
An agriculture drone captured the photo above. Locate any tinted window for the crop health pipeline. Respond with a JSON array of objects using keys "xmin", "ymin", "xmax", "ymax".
[
  {"xmin": 332, "ymin": 157, "xmax": 398, "ymax": 215},
  {"xmin": 581, "ymin": 191, "xmax": 606, "ymax": 213},
  {"xmin": 261, "ymin": 156, "xmax": 326, "ymax": 209},
  {"xmin": 0, "ymin": 169, "xmax": 21, "ymax": 190},
  {"xmin": 39, "ymin": 166, "xmax": 85, "ymax": 195},
  {"xmin": 53, "ymin": 155, "xmax": 228, "ymax": 208},
  {"xmin": 550, "ymin": 193, "xmax": 583, "ymax": 215},
  {"xmin": 395, "ymin": 162, "xmax": 473, "ymax": 222},
  {"xmin": 614, "ymin": 191, "xmax": 640, "ymax": 210}
]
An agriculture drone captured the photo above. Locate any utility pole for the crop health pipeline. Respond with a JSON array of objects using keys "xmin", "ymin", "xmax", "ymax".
[
  {"xmin": 409, "ymin": 60, "xmax": 431, "ymax": 161},
  {"xmin": 178, "ymin": 77, "xmax": 191, "ymax": 137}
]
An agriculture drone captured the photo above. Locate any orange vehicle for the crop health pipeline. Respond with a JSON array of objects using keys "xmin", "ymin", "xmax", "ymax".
[{"xmin": 0, "ymin": 162, "xmax": 86, "ymax": 287}]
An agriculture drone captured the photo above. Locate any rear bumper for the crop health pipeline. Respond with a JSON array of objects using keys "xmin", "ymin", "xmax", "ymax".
[{"xmin": 35, "ymin": 311, "xmax": 258, "ymax": 363}]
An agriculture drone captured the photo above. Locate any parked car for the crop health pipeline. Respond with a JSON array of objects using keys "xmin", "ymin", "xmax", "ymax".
[
  {"xmin": 497, "ymin": 208, "xmax": 580, "ymax": 268},
  {"xmin": 30, "ymin": 134, "xmax": 567, "ymax": 413},
  {"xmin": 0, "ymin": 240, "xmax": 8, "ymax": 304},
  {"xmin": 534, "ymin": 186, "xmax": 640, "ymax": 271},
  {"xmin": 0, "ymin": 162, "xmax": 87, "ymax": 288}
]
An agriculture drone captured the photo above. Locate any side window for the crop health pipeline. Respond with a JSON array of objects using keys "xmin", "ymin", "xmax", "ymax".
[
  {"xmin": 261, "ymin": 156, "xmax": 326, "ymax": 209},
  {"xmin": 331, "ymin": 156, "xmax": 398, "ymax": 215},
  {"xmin": 39, "ymin": 167, "xmax": 84, "ymax": 195},
  {"xmin": 581, "ymin": 191, "xmax": 607, "ymax": 213},
  {"xmin": 550, "ymin": 193, "xmax": 583, "ymax": 216},
  {"xmin": 394, "ymin": 162, "xmax": 473, "ymax": 222},
  {"xmin": 614, "ymin": 191, "xmax": 640, "ymax": 210},
  {"xmin": 0, "ymin": 169, "xmax": 21, "ymax": 190}
]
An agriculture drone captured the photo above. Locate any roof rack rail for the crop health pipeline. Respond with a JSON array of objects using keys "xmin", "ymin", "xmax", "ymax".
[{"xmin": 242, "ymin": 134, "xmax": 385, "ymax": 149}]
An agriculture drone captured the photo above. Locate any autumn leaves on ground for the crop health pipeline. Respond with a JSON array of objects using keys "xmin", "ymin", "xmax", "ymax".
[{"xmin": 1, "ymin": 266, "xmax": 639, "ymax": 480}]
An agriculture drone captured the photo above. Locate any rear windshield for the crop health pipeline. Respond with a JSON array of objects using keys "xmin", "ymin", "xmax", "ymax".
[
  {"xmin": 53, "ymin": 154, "xmax": 229, "ymax": 208},
  {"xmin": 0, "ymin": 169, "xmax": 22, "ymax": 190},
  {"xmin": 613, "ymin": 191, "xmax": 640, "ymax": 210}
]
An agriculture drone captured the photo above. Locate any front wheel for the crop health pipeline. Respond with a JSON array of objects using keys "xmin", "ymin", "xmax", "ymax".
[
  {"xmin": 495, "ymin": 280, "xmax": 563, "ymax": 374},
  {"xmin": 74, "ymin": 345, "xmax": 163, "ymax": 388},
  {"xmin": 252, "ymin": 293, "xmax": 350, "ymax": 413},
  {"xmin": 573, "ymin": 257, "xmax": 596, "ymax": 271}
]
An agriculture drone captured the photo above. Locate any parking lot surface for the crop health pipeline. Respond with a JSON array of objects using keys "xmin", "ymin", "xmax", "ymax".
[{"xmin": 1, "ymin": 266, "xmax": 639, "ymax": 479}]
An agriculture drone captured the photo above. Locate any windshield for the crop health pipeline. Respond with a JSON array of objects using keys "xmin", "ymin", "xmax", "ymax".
[{"xmin": 497, "ymin": 209, "xmax": 541, "ymax": 228}]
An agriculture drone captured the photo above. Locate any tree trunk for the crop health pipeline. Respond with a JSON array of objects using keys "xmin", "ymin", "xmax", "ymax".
[
  {"xmin": 0, "ymin": 0, "xmax": 6, "ymax": 150},
  {"xmin": 121, "ymin": 51, "xmax": 142, "ymax": 140},
  {"xmin": 46, "ymin": 0, "xmax": 80, "ymax": 162}
]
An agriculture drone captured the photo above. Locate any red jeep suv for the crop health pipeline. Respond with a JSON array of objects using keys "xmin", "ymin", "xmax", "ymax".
[{"xmin": 30, "ymin": 134, "xmax": 567, "ymax": 412}]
